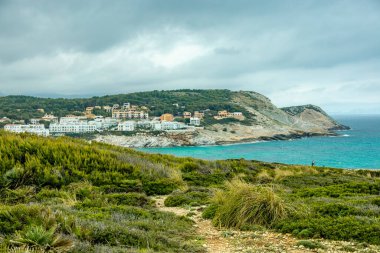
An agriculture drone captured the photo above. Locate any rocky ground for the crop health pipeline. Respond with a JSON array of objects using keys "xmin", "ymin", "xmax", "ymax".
[
  {"xmin": 152, "ymin": 196, "xmax": 380, "ymax": 253},
  {"xmin": 93, "ymin": 124, "xmax": 336, "ymax": 148}
]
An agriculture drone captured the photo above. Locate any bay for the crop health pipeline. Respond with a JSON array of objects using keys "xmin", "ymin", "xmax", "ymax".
[{"xmin": 140, "ymin": 115, "xmax": 380, "ymax": 169}]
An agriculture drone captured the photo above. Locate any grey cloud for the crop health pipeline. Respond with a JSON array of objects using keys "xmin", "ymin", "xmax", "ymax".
[{"xmin": 0, "ymin": 0, "xmax": 379, "ymax": 113}]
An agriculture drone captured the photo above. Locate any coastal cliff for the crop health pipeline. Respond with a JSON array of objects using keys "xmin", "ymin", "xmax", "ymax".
[{"xmin": 94, "ymin": 90, "xmax": 348, "ymax": 148}]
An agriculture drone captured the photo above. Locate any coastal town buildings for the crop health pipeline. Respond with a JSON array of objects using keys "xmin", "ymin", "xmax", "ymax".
[
  {"xmin": 160, "ymin": 113, "xmax": 174, "ymax": 122},
  {"xmin": 112, "ymin": 110, "xmax": 149, "ymax": 119},
  {"xmin": 4, "ymin": 124, "xmax": 49, "ymax": 136},
  {"xmin": 30, "ymin": 118, "xmax": 40, "ymax": 124},
  {"xmin": 0, "ymin": 117, "xmax": 11, "ymax": 123},
  {"xmin": 103, "ymin": 106, "xmax": 112, "ymax": 112},
  {"xmin": 183, "ymin": 111, "xmax": 192, "ymax": 119},
  {"xmin": 161, "ymin": 121, "xmax": 186, "ymax": 130},
  {"xmin": 60, "ymin": 115, "xmax": 87, "ymax": 124},
  {"xmin": 193, "ymin": 111, "xmax": 204, "ymax": 119},
  {"xmin": 214, "ymin": 110, "xmax": 244, "ymax": 120},
  {"xmin": 190, "ymin": 117, "xmax": 201, "ymax": 126},
  {"xmin": 112, "ymin": 102, "xmax": 149, "ymax": 119},
  {"xmin": 92, "ymin": 117, "xmax": 118, "ymax": 130},
  {"xmin": 117, "ymin": 121, "xmax": 136, "ymax": 131},
  {"xmin": 49, "ymin": 122, "xmax": 97, "ymax": 134},
  {"xmin": 41, "ymin": 114, "xmax": 58, "ymax": 122}
]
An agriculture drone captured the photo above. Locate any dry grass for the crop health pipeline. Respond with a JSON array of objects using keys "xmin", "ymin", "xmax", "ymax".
[{"xmin": 212, "ymin": 180, "xmax": 291, "ymax": 229}]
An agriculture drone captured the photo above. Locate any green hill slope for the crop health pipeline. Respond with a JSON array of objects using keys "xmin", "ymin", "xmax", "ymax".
[
  {"xmin": 0, "ymin": 132, "xmax": 379, "ymax": 252},
  {"xmin": 0, "ymin": 89, "xmax": 347, "ymax": 131}
]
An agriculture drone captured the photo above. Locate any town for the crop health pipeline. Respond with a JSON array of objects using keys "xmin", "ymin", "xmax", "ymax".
[{"xmin": 2, "ymin": 102, "xmax": 244, "ymax": 136}]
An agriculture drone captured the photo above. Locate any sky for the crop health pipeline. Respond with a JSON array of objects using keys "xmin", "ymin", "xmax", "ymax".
[{"xmin": 0, "ymin": 0, "xmax": 380, "ymax": 114}]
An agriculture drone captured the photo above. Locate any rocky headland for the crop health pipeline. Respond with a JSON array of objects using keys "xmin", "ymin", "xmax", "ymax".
[{"xmin": 94, "ymin": 91, "xmax": 349, "ymax": 148}]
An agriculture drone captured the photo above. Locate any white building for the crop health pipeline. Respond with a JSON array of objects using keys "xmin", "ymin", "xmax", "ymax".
[
  {"xmin": 59, "ymin": 116, "xmax": 87, "ymax": 124},
  {"xmin": 49, "ymin": 122, "xmax": 96, "ymax": 134},
  {"xmin": 41, "ymin": 114, "xmax": 58, "ymax": 123},
  {"xmin": 117, "ymin": 121, "xmax": 136, "ymax": 131},
  {"xmin": 189, "ymin": 117, "xmax": 201, "ymax": 126},
  {"xmin": 92, "ymin": 117, "xmax": 118, "ymax": 130},
  {"xmin": 161, "ymin": 121, "xmax": 186, "ymax": 130},
  {"xmin": 122, "ymin": 103, "xmax": 131, "ymax": 109},
  {"xmin": 30, "ymin": 118, "xmax": 40, "ymax": 124},
  {"xmin": 103, "ymin": 106, "xmax": 112, "ymax": 113},
  {"xmin": 4, "ymin": 124, "xmax": 49, "ymax": 137},
  {"xmin": 112, "ymin": 110, "xmax": 149, "ymax": 119}
]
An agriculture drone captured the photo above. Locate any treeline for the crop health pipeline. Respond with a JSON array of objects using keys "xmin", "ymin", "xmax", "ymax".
[{"xmin": 0, "ymin": 89, "xmax": 252, "ymax": 120}]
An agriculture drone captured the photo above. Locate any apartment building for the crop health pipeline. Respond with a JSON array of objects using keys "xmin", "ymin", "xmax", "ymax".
[
  {"xmin": 193, "ymin": 111, "xmax": 204, "ymax": 119},
  {"xmin": 183, "ymin": 111, "xmax": 192, "ymax": 119},
  {"xmin": 189, "ymin": 117, "xmax": 201, "ymax": 126},
  {"xmin": 160, "ymin": 113, "xmax": 174, "ymax": 122},
  {"xmin": 4, "ymin": 124, "xmax": 50, "ymax": 137},
  {"xmin": 117, "ymin": 121, "xmax": 136, "ymax": 131},
  {"xmin": 112, "ymin": 110, "xmax": 149, "ymax": 119},
  {"xmin": 49, "ymin": 122, "xmax": 97, "ymax": 134}
]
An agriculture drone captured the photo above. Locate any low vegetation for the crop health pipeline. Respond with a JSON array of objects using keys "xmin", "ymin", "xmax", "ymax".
[{"xmin": 0, "ymin": 131, "xmax": 380, "ymax": 251}]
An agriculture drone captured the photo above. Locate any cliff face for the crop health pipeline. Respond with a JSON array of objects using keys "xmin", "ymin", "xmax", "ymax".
[
  {"xmin": 230, "ymin": 91, "xmax": 347, "ymax": 132},
  {"xmin": 281, "ymin": 104, "xmax": 349, "ymax": 131}
]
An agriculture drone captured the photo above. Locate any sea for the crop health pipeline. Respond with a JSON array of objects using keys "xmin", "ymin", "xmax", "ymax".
[{"xmin": 140, "ymin": 115, "xmax": 380, "ymax": 169}]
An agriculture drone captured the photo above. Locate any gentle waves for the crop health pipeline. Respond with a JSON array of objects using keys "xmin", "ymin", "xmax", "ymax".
[{"xmin": 140, "ymin": 115, "xmax": 380, "ymax": 169}]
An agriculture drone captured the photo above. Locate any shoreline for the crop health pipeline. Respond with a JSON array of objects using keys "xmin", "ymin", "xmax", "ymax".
[{"xmin": 94, "ymin": 129, "xmax": 341, "ymax": 149}]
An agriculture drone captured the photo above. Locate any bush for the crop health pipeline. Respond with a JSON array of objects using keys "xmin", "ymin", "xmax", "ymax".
[
  {"xmin": 211, "ymin": 180, "xmax": 291, "ymax": 228},
  {"xmin": 10, "ymin": 225, "xmax": 73, "ymax": 251},
  {"xmin": 315, "ymin": 203, "xmax": 358, "ymax": 217},
  {"xmin": 0, "ymin": 186, "xmax": 35, "ymax": 204},
  {"xmin": 3, "ymin": 167, "xmax": 28, "ymax": 188},
  {"xmin": 142, "ymin": 178, "xmax": 178, "ymax": 195},
  {"xmin": 202, "ymin": 204, "xmax": 218, "ymax": 219},
  {"xmin": 164, "ymin": 188, "xmax": 210, "ymax": 207},
  {"xmin": 296, "ymin": 240, "xmax": 324, "ymax": 249},
  {"xmin": 276, "ymin": 216, "xmax": 380, "ymax": 245},
  {"xmin": 106, "ymin": 193, "xmax": 151, "ymax": 207}
]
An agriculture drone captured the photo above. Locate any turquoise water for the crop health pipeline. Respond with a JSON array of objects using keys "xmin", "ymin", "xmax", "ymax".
[{"xmin": 140, "ymin": 115, "xmax": 380, "ymax": 169}]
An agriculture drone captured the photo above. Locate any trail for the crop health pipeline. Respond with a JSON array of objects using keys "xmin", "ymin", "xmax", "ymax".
[
  {"xmin": 153, "ymin": 196, "xmax": 380, "ymax": 253},
  {"xmin": 154, "ymin": 196, "xmax": 234, "ymax": 253}
]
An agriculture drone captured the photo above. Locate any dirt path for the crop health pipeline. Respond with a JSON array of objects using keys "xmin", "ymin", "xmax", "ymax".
[
  {"xmin": 153, "ymin": 196, "xmax": 380, "ymax": 253},
  {"xmin": 154, "ymin": 196, "xmax": 234, "ymax": 253}
]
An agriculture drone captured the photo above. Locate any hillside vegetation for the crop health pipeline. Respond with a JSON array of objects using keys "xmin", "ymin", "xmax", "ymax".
[
  {"xmin": 0, "ymin": 90, "xmax": 244, "ymax": 120},
  {"xmin": 0, "ymin": 131, "xmax": 379, "ymax": 252},
  {"xmin": 0, "ymin": 89, "xmax": 347, "ymax": 131}
]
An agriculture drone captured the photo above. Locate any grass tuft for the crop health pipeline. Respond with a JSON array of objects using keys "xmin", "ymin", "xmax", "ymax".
[{"xmin": 211, "ymin": 180, "xmax": 291, "ymax": 229}]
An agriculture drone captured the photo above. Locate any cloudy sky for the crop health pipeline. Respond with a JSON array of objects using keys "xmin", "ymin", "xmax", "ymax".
[{"xmin": 0, "ymin": 0, "xmax": 379, "ymax": 114}]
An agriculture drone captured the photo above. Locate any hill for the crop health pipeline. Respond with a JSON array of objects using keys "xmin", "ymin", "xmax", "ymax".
[
  {"xmin": 0, "ymin": 89, "xmax": 348, "ymax": 147},
  {"xmin": 0, "ymin": 131, "xmax": 379, "ymax": 252}
]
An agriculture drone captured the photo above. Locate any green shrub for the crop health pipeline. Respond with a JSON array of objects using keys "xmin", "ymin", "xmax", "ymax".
[
  {"xmin": 0, "ymin": 205, "xmax": 46, "ymax": 234},
  {"xmin": 372, "ymin": 198, "xmax": 380, "ymax": 206},
  {"xmin": 202, "ymin": 204, "xmax": 218, "ymax": 219},
  {"xmin": 297, "ymin": 182, "xmax": 380, "ymax": 198},
  {"xmin": 0, "ymin": 186, "xmax": 35, "ymax": 204},
  {"xmin": 315, "ymin": 203, "xmax": 358, "ymax": 217},
  {"xmin": 211, "ymin": 180, "xmax": 291, "ymax": 228},
  {"xmin": 3, "ymin": 167, "xmax": 28, "ymax": 188},
  {"xmin": 10, "ymin": 225, "xmax": 73, "ymax": 252},
  {"xmin": 182, "ymin": 171, "xmax": 226, "ymax": 187},
  {"xmin": 100, "ymin": 180, "xmax": 143, "ymax": 193},
  {"xmin": 164, "ymin": 189, "xmax": 210, "ymax": 207},
  {"xmin": 296, "ymin": 240, "xmax": 324, "ymax": 249},
  {"xmin": 106, "ymin": 193, "xmax": 151, "ymax": 207},
  {"xmin": 142, "ymin": 178, "xmax": 178, "ymax": 195},
  {"xmin": 276, "ymin": 216, "xmax": 380, "ymax": 245},
  {"xmin": 180, "ymin": 162, "xmax": 201, "ymax": 173}
]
